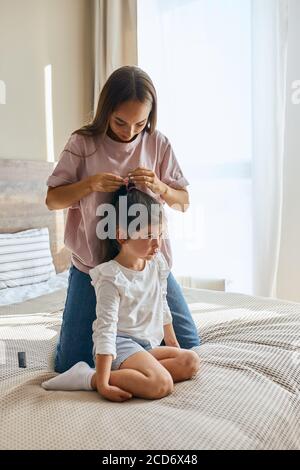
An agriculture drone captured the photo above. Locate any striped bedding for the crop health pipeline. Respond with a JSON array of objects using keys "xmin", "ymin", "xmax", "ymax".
[
  {"xmin": 0, "ymin": 228, "xmax": 56, "ymax": 289},
  {"xmin": 0, "ymin": 287, "xmax": 299, "ymax": 450}
]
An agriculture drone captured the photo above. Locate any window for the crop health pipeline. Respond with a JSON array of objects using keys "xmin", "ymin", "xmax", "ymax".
[{"xmin": 138, "ymin": 0, "xmax": 252, "ymax": 293}]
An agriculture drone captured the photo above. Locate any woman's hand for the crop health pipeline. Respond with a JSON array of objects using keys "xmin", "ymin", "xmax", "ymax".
[
  {"xmin": 128, "ymin": 167, "xmax": 167, "ymax": 196},
  {"xmin": 98, "ymin": 383, "xmax": 133, "ymax": 402},
  {"xmin": 88, "ymin": 173, "xmax": 124, "ymax": 193}
]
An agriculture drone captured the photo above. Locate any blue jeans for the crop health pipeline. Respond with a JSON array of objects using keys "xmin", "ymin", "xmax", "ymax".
[{"xmin": 55, "ymin": 265, "xmax": 200, "ymax": 373}]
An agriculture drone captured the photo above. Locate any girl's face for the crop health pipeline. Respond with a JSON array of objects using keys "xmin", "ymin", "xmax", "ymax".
[
  {"xmin": 109, "ymin": 100, "xmax": 151, "ymax": 142},
  {"xmin": 119, "ymin": 225, "xmax": 162, "ymax": 261}
]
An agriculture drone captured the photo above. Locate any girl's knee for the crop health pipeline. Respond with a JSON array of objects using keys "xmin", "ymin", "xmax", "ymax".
[
  {"xmin": 180, "ymin": 350, "xmax": 200, "ymax": 378},
  {"xmin": 146, "ymin": 371, "xmax": 174, "ymax": 399}
]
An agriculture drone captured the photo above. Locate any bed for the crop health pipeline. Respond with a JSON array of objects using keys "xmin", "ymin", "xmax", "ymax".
[
  {"xmin": 0, "ymin": 282, "xmax": 299, "ymax": 450},
  {"xmin": 0, "ymin": 159, "xmax": 299, "ymax": 450}
]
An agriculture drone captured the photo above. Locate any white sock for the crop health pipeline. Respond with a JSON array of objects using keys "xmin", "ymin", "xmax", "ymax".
[{"xmin": 42, "ymin": 361, "xmax": 95, "ymax": 391}]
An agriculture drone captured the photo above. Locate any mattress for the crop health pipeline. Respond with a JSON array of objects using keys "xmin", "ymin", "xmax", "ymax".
[{"xmin": 0, "ymin": 287, "xmax": 299, "ymax": 450}]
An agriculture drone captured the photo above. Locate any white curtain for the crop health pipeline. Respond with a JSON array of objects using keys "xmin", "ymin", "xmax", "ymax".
[
  {"xmin": 93, "ymin": 0, "xmax": 137, "ymax": 113},
  {"xmin": 137, "ymin": 0, "xmax": 289, "ymax": 296},
  {"xmin": 138, "ymin": 0, "xmax": 253, "ymax": 294},
  {"xmin": 251, "ymin": 0, "xmax": 289, "ymax": 297}
]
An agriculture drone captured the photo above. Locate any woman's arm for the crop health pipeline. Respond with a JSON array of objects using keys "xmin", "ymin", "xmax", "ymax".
[
  {"xmin": 46, "ymin": 178, "xmax": 92, "ymax": 210},
  {"xmin": 160, "ymin": 185, "xmax": 189, "ymax": 212},
  {"xmin": 128, "ymin": 168, "xmax": 189, "ymax": 212},
  {"xmin": 46, "ymin": 173, "xmax": 124, "ymax": 210}
]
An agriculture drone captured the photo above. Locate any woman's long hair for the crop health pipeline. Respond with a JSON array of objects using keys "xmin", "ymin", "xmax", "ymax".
[{"xmin": 73, "ymin": 66, "xmax": 157, "ymax": 137}]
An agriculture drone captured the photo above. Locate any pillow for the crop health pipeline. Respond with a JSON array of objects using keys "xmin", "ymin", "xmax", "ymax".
[{"xmin": 0, "ymin": 228, "xmax": 56, "ymax": 289}]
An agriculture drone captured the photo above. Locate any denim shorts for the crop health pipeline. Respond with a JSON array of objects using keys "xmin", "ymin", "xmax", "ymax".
[{"xmin": 111, "ymin": 334, "xmax": 154, "ymax": 370}]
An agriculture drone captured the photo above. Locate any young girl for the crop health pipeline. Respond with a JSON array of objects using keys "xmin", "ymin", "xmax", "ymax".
[
  {"xmin": 46, "ymin": 65, "xmax": 200, "ymax": 374},
  {"xmin": 42, "ymin": 185, "xmax": 200, "ymax": 402}
]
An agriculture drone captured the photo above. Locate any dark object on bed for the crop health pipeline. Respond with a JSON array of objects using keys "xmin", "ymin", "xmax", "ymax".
[{"xmin": 17, "ymin": 352, "xmax": 27, "ymax": 368}]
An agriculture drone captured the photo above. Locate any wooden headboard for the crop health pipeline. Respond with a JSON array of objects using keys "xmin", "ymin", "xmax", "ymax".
[{"xmin": 0, "ymin": 159, "xmax": 71, "ymax": 273}]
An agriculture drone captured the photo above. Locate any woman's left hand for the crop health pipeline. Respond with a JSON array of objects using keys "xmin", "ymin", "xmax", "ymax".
[{"xmin": 128, "ymin": 167, "xmax": 167, "ymax": 196}]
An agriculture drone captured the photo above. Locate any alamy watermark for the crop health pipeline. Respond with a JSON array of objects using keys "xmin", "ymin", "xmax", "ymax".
[
  {"xmin": 291, "ymin": 80, "xmax": 300, "ymax": 104},
  {"xmin": 96, "ymin": 199, "xmax": 164, "ymax": 240},
  {"xmin": 94, "ymin": 198, "xmax": 204, "ymax": 250}
]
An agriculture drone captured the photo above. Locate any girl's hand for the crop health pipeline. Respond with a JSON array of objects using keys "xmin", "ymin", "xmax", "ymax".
[
  {"xmin": 98, "ymin": 384, "xmax": 133, "ymax": 402},
  {"xmin": 164, "ymin": 338, "xmax": 180, "ymax": 348},
  {"xmin": 164, "ymin": 323, "xmax": 180, "ymax": 348},
  {"xmin": 128, "ymin": 167, "xmax": 167, "ymax": 196},
  {"xmin": 88, "ymin": 173, "xmax": 124, "ymax": 193}
]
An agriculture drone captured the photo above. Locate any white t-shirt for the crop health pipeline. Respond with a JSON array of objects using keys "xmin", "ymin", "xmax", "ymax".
[{"xmin": 89, "ymin": 252, "xmax": 172, "ymax": 359}]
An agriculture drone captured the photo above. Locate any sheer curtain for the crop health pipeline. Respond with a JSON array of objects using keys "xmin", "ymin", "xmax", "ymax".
[
  {"xmin": 251, "ymin": 0, "xmax": 288, "ymax": 297},
  {"xmin": 137, "ymin": 0, "xmax": 288, "ymax": 296},
  {"xmin": 138, "ymin": 0, "xmax": 252, "ymax": 293}
]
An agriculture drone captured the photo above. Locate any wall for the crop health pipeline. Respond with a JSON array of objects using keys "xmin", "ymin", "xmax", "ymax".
[
  {"xmin": 277, "ymin": 0, "xmax": 300, "ymax": 301},
  {"xmin": 0, "ymin": 0, "xmax": 93, "ymax": 161}
]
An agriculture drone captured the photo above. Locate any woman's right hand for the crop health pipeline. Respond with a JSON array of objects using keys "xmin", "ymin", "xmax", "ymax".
[
  {"xmin": 98, "ymin": 384, "xmax": 133, "ymax": 402},
  {"xmin": 88, "ymin": 173, "xmax": 124, "ymax": 193}
]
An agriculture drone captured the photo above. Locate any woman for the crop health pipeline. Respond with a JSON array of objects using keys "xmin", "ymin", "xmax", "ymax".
[{"xmin": 46, "ymin": 65, "xmax": 200, "ymax": 373}]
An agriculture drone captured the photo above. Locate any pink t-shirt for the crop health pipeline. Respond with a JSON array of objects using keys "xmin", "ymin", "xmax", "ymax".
[{"xmin": 47, "ymin": 129, "xmax": 189, "ymax": 274}]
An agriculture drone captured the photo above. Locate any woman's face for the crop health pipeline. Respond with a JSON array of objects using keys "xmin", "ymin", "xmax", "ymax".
[{"xmin": 109, "ymin": 100, "xmax": 151, "ymax": 142}]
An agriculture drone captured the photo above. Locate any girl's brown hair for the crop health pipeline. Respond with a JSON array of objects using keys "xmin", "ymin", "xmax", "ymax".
[
  {"xmin": 107, "ymin": 183, "xmax": 163, "ymax": 260},
  {"xmin": 73, "ymin": 66, "xmax": 157, "ymax": 137}
]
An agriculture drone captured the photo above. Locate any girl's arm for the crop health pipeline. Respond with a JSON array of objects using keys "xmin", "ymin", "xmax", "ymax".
[
  {"xmin": 163, "ymin": 323, "xmax": 180, "ymax": 348},
  {"xmin": 159, "ymin": 252, "xmax": 180, "ymax": 347},
  {"xmin": 46, "ymin": 173, "xmax": 124, "ymax": 210},
  {"xmin": 91, "ymin": 276, "xmax": 132, "ymax": 402},
  {"xmin": 95, "ymin": 354, "xmax": 132, "ymax": 402},
  {"xmin": 95, "ymin": 354, "xmax": 113, "ymax": 390}
]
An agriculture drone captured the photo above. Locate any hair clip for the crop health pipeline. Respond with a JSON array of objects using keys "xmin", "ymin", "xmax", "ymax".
[{"xmin": 123, "ymin": 177, "xmax": 135, "ymax": 192}]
